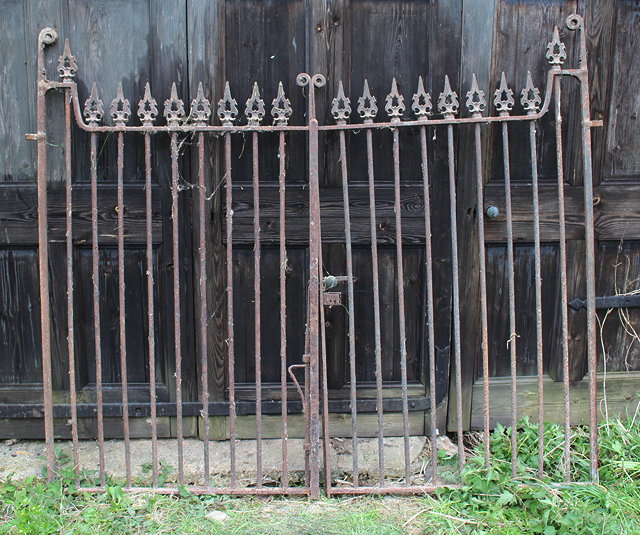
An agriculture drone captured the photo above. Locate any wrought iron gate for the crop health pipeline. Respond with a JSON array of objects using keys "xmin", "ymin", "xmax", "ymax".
[{"xmin": 30, "ymin": 13, "xmax": 599, "ymax": 496}]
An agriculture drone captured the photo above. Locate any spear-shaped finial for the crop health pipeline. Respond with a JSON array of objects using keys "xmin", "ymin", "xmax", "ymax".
[
  {"xmin": 546, "ymin": 26, "xmax": 567, "ymax": 67},
  {"xmin": 357, "ymin": 79, "xmax": 378, "ymax": 123},
  {"xmin": 493, "ymin": 72, "xmax": 514, "ymax": 115},
  {"xmin": 217, "ymin": 81, "xmax": 238, "ymax": 126},
  {"xmin": 190, "ymin": 82, "xmax": 211, "ymax": 125},
  {"xmin": 164, "ymin": 82, "xmax": 185, "ymax": 127},
  {"xmin": 83, "ymin": 82, "xmax": 104, "ymax": 125},
  {"xmin": 520, "ymin": 72, "xmax": 541, "ymax": 114},
  {"xmin": 271, "ymin": 82, "xmax": 292, "ymax": 126},
  {"xmin": 110, "ymin": 83, "xmax": 131, "ymax": 126},
  {"xmin": 385, "ymin": 78, "xmax": 405, "ymax": 121},
  {"xmin": 57, "ymin": 39, "xmax": 77, "ymax": 81},
  {"xmin": 437, "ymin": 75, "xmax": 459, "ymax": 118},
  {"xmin": 331, "ymin": 81, "xmax": 352, "ymax": 124},
  {"xmin": 465, "ymin": 73, "xmax": 486, "ymax": 116},
  {"xmin": 137, "ymin": 82, "xmax": 158, "ymax": 126},
  {"xmin": 411, "ymin": 76, "xmax": 432, "ymax": 118},
  {"xmin": 245, "ymin": 82, "xmax": 265, "ymax": 126}
]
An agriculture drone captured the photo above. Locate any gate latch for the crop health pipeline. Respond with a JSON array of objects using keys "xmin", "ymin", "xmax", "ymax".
[
  {"xmin": 569, "ymin": 294, "xmax": 640, "ymax": 311},
  {"xmin": 323, "ymin": 292, "xmax": 342, "ymax": 307}
]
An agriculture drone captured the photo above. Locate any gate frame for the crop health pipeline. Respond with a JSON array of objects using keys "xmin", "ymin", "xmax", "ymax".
[{"xmin": 29, "ymin": 12, "xmax": 599, "ymax": 497}]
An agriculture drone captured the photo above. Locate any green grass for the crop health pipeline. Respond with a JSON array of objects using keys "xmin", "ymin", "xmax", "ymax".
[{"xmin": 1, "ymin": 418, "xmax": 640, "ymax": 534}]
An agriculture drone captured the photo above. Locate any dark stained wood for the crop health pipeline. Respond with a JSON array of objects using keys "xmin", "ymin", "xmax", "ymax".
[
  {"xmin": 1, "ymin": 0, "xmax": 640, "ymax": 440},
  {"xmin": 483, "ymin": 183, "xmax": 640, "ymax": 241},
  {"xmin": 188, "ymin": 0, "xmax": 226, "ymax": 408},
  {"xmin": 0, "ymin": 2, "xmax": 35, "ymax": 183},
  {"xmin": 453, "ymin": 0, "xmax": 497, "ymax": 431},
  {"xmin": 600, "ymin": 2, "xmax": 640, "ymax": 182},
  {"xmin": 595, "ymin": 241, "xmax": 640, "ymax": 373},
  {"xmin": 583, "ymin": 1, "xmax": 615, "ymax": 186},
  {"xmin": 0, "ymin": 185, "xmax": 162, "ymax": 245}
]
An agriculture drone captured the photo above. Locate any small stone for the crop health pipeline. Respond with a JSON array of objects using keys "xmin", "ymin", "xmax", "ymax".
[
  {"xmin": 205, "ymin": 510, "xmax": 229, "ymax": 523},
  {"xmin": 435, "ymin": 436, "xmax": 458, "ymax": 457}
]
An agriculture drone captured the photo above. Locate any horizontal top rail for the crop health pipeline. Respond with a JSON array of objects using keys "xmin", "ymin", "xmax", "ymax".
[{"xmin": 37, "ymin": 14, "xmax": 589, "ymax": 134}]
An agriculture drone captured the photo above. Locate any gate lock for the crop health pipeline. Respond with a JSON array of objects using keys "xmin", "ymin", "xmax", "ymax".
[{"xmin": 322, "ymin": 275, "xmax": 356, "ymax": 307}]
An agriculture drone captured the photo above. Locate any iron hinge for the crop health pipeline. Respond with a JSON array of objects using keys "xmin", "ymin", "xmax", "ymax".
[{"xmin": 568, "ymin": 294, "xmax": 640, "ymax": 311}]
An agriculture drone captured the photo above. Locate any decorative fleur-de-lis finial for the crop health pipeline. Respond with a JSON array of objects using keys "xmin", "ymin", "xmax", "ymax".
[
  {"xmin": 190, "ymin": 82, "xmax": 211, "ymax": 125},
  {"xmin": 271, "ymin": 82, "xmax": 292, "ymax": 125},
  {"xmin": 164, "ymin": 83, "xmax": 185, "ymax": 127},
  {"xmin": 137, "ymin": 83, "xmax": 158, "ymax": 127},
  {"xmin": 217, "ymin": 81, "xmax": 238, "ymax": 126},
  {"xmin": 57, "ymin": 39, "xmax": 77, "ymax": 81},
  {"xmin": 110, "ymin": 83, "xmax": 131, "ymax": 126},
  {"xmin": 437, "ymin": 75, "xmax": 459, "ymax": 118},
  {"xmin": 493, "ymin": 72, "xmax": 514, "ymax": 115},
  {"xmin": 83, "ymin": 82, "xmax": 104, "ymax": 125},
  {"xmin": 520, "ymin": 72, "xmax": 541, "ymax": 114},
  {"xmin": 245, "ymin": 82, "xmax": 265, "ymax": 126},
  {"xmin": 357, "ymin": 79, "xmax": 378, "ymax": 123},
  {"xmin": 411, "ymin": 76, "xmax": 432, "ymax": 119},
  {"xmin": 331, "ymin": 81, "xmax": 351, "ymax": 124},
  {"xmin": 465, "ymin": 73, "xmax": 486, "ymax": 116},
  {"xmin": 385, "ymin": 78, "xmax": 405, "ymax": 122},
  {"xmin": 546, "ymin": 26, "xmax": 566, "ymax": 67}
]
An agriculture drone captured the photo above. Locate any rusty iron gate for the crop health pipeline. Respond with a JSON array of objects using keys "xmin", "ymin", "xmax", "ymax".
[{"xmin": 29, "ymin": 13, "xmax": 600, "ymax": 497}]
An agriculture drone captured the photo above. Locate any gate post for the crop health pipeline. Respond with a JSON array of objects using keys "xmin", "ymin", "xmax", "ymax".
[
  {"xmin": 567, "ymin": 13, "xmax": 599, "ymax": 483},
  {"xmin": 29, "ymin": 27, "xmax": 58, "ymax": 480},
  {"xmin": 297, "ymin": 72, "xmax": 325, "ymax": 498}
]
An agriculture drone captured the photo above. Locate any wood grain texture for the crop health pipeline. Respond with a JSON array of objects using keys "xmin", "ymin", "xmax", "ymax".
[
  {"xmin": 602, "ymin": 2, "xmax": 640, "ymax": 182},
  {"xmin": 470, "ymin": 372, "xmax": 640, "ymax": 429},
  {"xmin": 2, "ymin": 0, "xmax": 640, "ymax": 440},
  {"xmin": 453, "ymin": 0, "xmax": 497, "ymax": 432}
]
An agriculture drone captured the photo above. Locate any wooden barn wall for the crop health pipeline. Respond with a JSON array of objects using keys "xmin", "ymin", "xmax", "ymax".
[{"xmin": 0, "ymin": 0, "xmax": 638, "ymax": 434}]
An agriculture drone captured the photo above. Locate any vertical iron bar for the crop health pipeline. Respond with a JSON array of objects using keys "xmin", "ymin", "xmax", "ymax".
[
  {"xmin": 554, "ymin": 77, "xmax": 571, "ymax": 482},
  {"xmin": 500, "ymin": 121, "xmax": 518, "ymax": 478},
  {"xmin": 116, "ymin": 131, "xmax": 131, "ymax": 487},
  {"xmin": 392, "ymin": 128, "xmax": 411, "ymax": 484},
  {"xmin": 365, "ymin": 128, "xmax": 385, "ymax": 486},
  {"xmin": 474, "ymin": 123, "xmax": 490, "ymax": 467},
  {"xmin": 338, "ymin": 129, "xmax": 359, "ymax": 486},
  {"xmin": 303, "ymin": 305, "xmax": 311, "ymax": 488},
  {"xmin": 65, "ymin": 89, "xmax": 79, "ymax": 483},
  {"xmin": 36, "ymin": 31, "xmax": 55, "ymax": 480},
  {"xmin": 90, "ymin": 132, "xmax": 105, "ymax": 485},
  {"xmin": 278, "ymin": 131, "xmax": 289, "ymax": 489},
  {"xmin": 144, "ymin": 133, "xmax": 158, "ymax": 487},
  {"xmin": 307, "ymin": 79, "xmax": 322, "ymax": 500},
  {"xmin": 419, "ymin": 125, "xmax": 438, "ymax": 482},
  {"xmin": 252, "ymin": 131, "xmax": 263, "ymax": 488},
  {"xmin": 198, "ymin": 132, "xmax": 210, "ymax": 485},
  {"xmin": 579, "ymin": 73, "xmax": 598, "ymax": 483},
  {"xmin": 170, "ymin": 132, "xmax": 184, "ymax": 484},
  {"xmin": 529, "ymin": 120, "xmax": 544, "ymax": 478},
  {"xmin": 225, "ymin": 132, "xmax": 237, "ymax": 488},
  {"xmin": 447, "ymin": 124, "xmax": 465, "ymax": 471},
  {"xmin": 319, "ymin": 255, "xmax": 332, "ymax": 493}
]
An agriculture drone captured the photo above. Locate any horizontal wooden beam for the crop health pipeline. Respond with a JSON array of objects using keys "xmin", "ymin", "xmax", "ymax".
[
  {"xmin": 470, "ymin": 371, "xmax": 640, "ymax": 429},
  {"xmin": 0, "ymin": 183, "xmax": 163, "ymax": 245}
]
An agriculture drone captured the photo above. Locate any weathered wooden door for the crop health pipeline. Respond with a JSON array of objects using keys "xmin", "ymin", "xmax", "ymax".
[
  {"xmin": 456, "ymin": 2, "xmax": 640, "ymax": 431},
  {"xmin": 0, "ymin": 2, "xmax": 199, "ymax": 438},
  {"xmin": 310, "ymin": 1, "xmax": 457, "ymax": 437}
]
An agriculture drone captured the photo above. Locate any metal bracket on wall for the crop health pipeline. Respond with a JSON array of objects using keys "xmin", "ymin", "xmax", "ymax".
[{"xmin": 569, "ymin": 294, "xmax": 640, "ymax": 311}]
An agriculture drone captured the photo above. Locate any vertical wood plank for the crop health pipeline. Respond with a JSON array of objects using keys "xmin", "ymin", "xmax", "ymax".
[
  {"xmin": 188, "ymin": 0, "xmax": 226, "ymax": 405},
  {"xmin": 454, "ymin": 0, "xmax": 497, "ymax": 430}
]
